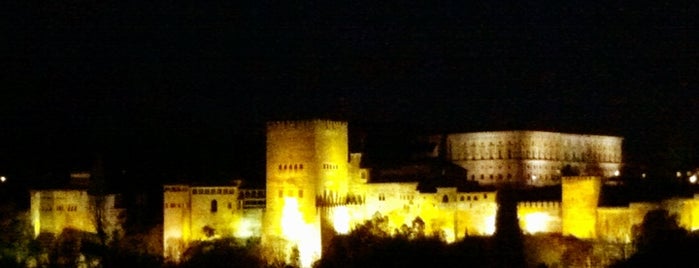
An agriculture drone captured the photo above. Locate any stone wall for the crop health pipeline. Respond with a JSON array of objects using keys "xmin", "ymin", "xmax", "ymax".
[{"xmin": 517, "ymin": 201, "xmax": 562, "ymax": 234}]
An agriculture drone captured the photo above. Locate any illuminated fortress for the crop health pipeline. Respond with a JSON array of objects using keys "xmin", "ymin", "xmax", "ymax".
[{"xmin": 159, "ymin": 119, "xmax": 699, "ymax": 266}]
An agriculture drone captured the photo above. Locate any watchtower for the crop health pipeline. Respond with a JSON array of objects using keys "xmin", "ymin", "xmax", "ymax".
[
  {"xmin": 263, "ymin": 120, "xmax": 348, "ymax": 267},
  {"xmin": 561, "ymin": 176, "xmax": 601, "ymax": 239}
]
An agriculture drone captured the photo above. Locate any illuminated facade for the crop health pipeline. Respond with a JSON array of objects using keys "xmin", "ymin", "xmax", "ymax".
[
  {"xmin": 161, "ymin": 120, "xmax": 699, "ymax": 266},
  {"xmin": 29, "ymin": 189, "xmax": 125, "ymax": 242},
  {"xmin": 162, "ymin": 183, "xmax": 264, "ymax": 261},
  {"xmin": 440, "ymin": 131, "xmax": 622, "ymax": 186}
]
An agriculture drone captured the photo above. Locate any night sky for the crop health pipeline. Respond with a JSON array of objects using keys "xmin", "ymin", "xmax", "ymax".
[{"xmin": 1, "ymin": 2, "xmax": 697, "ymax": 186}]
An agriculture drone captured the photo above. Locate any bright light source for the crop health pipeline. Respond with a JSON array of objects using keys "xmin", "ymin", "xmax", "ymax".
[
  {"xmin": 614, "ymin": 170, "xmax": 620, "ymax": 177},
  {"xmin": 281, "ymin": 197, "xmax": 319, "ymax": 267},
  {"xmin": 523, "ymin": 212, "xmax": 552, "ymax": 234},
  {"xmin": 531, "ymin": 175, "xmax": 537, "ymax": 181},
  {"xmin": 332, "ymin": 206, "xmax": 350, "ymax": 234},
  {"xmin": 484, "ymin": 215, "xmax": 496, "ymax": 235},
  {"xmin": 690, "ymin": 175, "xmax": 697, "ymax": 184},
  {"xmin": 0, "ymin": 176, "xmax": 5, "ymax": 182},
  {"xmin": 642, "ymin": 173, "xmax": 646, "ymax": 179},
  {"xmin": 677, "ymin": 171, "xmax": 682, "ymax": 178}
]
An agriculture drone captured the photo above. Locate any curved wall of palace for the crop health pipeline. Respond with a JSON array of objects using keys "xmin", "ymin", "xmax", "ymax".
[{"xmin": 444, "ymin": 131, "xmax": 622, "ymax": 186}]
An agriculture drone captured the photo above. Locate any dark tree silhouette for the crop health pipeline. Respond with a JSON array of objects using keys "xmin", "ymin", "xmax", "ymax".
[
  {"xmin": 614, "ymin": 209, "xmax": 699, "ymax": 267},
  {"xmin": 560, "ymin": 165, "xmax": 580, "ymax": 176},
  {"xmin": 492, "ymin": 185, "xmax": 525, "ymax": 268}
]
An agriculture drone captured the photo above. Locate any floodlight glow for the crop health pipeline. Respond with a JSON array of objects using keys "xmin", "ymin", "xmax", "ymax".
[
  {"xmin": 485, "ymin": 215, "xmax": 496, "ymax": 235},
  {"xmin": 332, "ymin": 206, "xmax": 350, "ymax": 234},
  {"xmin": 281, "ymin": 197, "xmax": 318, "ymax": 267},
  {"xmin": 523, "ymin": 212, "xmax": 552, "ymax": 234},
  {"xmin": 690, "ymin": 175, "xmax": 697, "ymax": 184}
]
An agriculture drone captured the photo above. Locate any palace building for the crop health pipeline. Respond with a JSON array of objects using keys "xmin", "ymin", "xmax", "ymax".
[
  {"xmin": 160, "ymin": 119, "xmax": 699, "ymax": 267},
  {"xmin": 437, "ymin": 131, "xmax": 623, "ymax": 186}
]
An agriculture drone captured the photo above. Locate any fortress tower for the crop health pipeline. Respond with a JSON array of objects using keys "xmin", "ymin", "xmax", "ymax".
[
  {"xmin": 163, "ymin": 185, "xmax": 191, "ymax": 262},
  {"xmin": 263, "ymin": 120, "xmax": 349, "ymax": 267},
  {"xmin": 561, "ymin": 176, "xmax": 601, "ymax": 239}
]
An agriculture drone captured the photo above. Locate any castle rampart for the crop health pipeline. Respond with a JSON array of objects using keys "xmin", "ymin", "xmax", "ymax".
[{"xmin": 517, "ymin": 201, "xmax": 562, "ymax": 234}]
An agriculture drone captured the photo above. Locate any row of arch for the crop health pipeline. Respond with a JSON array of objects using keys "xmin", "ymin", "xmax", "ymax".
[
  {"xmin": 450, "ymin": 137, "xmax": 621, "ymax": 163},
  {"xmin": 469, "ymin": 173, "xmax": 559, "ymax": 181},
  {"xmin": 442, "ymin": 193, "xmax": 490, "ymax": 203},
  {"xmin": 453, "ymin": 147, "xmax": 620, "ymax": 162},
  {"xmin": 278, "ymin": 163, "xmax": 304, "ymax": 171}
]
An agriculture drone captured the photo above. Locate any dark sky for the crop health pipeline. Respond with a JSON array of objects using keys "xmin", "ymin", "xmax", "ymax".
[{"xmin": 1, "ymin": 1, "xmax": 697, "ymax": 185}]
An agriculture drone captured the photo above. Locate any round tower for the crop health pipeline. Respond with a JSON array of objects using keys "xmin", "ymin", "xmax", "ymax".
[
  {"xmin": 561, "ymin": 176, "xmax": 601, "ymax": 239},
  {"xmin": 263, "ymin": 120, "xmax": 348, "ymax": 267}
]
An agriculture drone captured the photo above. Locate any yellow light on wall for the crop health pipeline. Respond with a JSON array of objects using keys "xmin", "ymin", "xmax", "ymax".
[
  {"xmin": 332, "ymin": 206, "xmax": 350, "ymax": 234},
  {"xmin": 281, "ymin": 197, "xmax": 318, "ymax": 268},
  {"xmin": 236, "ymin": 218, "xmax": 254, "ymax": 238},
  {"xmin": 522, "ymin": 212, "xmax": 551, "ymax": 234},
  {"xmin": 485, "ymin": 215, "xmax": 496, "ymax": 235},
  {"xmin": 281, "ymin": 198, "xmax": 304, "ymax": 241}
]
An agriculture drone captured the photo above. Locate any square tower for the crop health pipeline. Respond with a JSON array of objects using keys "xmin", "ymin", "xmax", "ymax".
[{"xmin": 263, "ymin": 120, "xmax": 349, "ymax": 267}]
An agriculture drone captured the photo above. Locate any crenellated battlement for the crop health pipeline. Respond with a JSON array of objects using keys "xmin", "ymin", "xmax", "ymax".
[
  {"xmin": 562, "ymin": 176, "xmax": 600, "ymax": 181},
  {"xmin": 517, "ymin": 201, "xmax": 561, "ymax": 209},
  {"xmin": 267, "ymin": 119, "xmax": 348, "ymax": 132},
  {"xmin": 316, "ymin": 193, "xmax": 365, "ymax": 207}
]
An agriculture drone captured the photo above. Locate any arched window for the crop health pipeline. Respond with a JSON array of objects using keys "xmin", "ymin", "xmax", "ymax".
[
  {"xmin": 211, "ymin": 200, "xmax": 218, "ymax": 213},
  {"xmin": 442, "ymin": 195, "xmax": 449, "ymax": 203}
]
